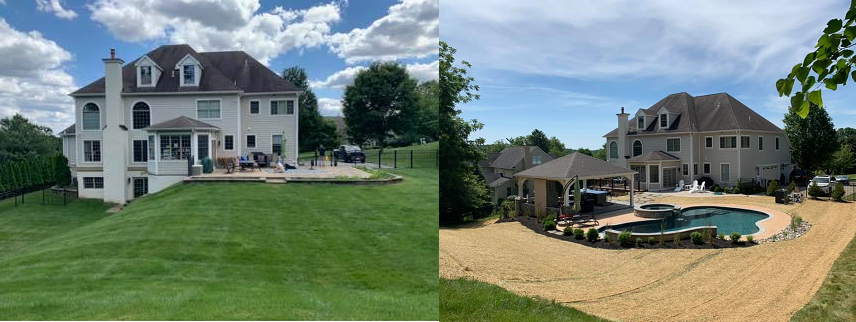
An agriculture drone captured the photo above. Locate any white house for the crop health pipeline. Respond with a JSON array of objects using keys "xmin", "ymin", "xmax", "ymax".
[
  {"xmin": 61, "ymin": 45, "xmax": 302, "ymax": 203},
  {"xmin": 604, "ymin": 92, "xmax": 791, "ymax": 191}
]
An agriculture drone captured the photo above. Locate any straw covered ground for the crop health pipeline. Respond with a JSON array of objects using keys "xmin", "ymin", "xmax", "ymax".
[{"xmin": 439, "ymin": 195, "xmax": 856, "ymax": 321}]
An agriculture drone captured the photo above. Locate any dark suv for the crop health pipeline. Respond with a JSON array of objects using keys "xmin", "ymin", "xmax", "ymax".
[
  {"xmin": 790, "ymin": 169, "xmax": 812, "ymax": 186},
  {"xmin": 335, "ymin": 145, "xmax": 366, "ymax": 163}
]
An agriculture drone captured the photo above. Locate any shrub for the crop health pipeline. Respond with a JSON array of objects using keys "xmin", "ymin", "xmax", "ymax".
[
  {"xmin": 543, "ymin": 219, "xmax": 557, "ymax": 231},
  {"xmin": 690, "ymin": 232, "xmax": 704, "ymax": 245},
  {"xmin": 648, "ymin": 236, "xmax": 656, "ymax": 245},
  {"xmin": 746, "ymin": 235, "xmax": 754, "ymax": 243},
  {"xmin": 730, "ymin": 232, "xmax": 741, "ymax": 244},
  {"xmin": 586, "ymin": 228, "xmax": 599, "ymax": 242},
  {"xmin": 791, "ymin": 215, "xmax": 803, "ymax": 230},
  {"xmin": 714, "ymin": 186, "xmax": 723, "ymax": 193},
  {"xmin": 724, "ymin": 187, "xmax": 732, "ymax": 194},
  {"xmin": 673, "ymin": 232, "xmax": 681, "ymax": 245},
  {"xmin": 618, "ymin": 230, "xmax": 632, "ymax": 246},
  {"xmin": 809, "ymin": 181, "xmax": 822, "ymax": 199},
  {"xmin": 766, "ymin": 180, "xmax": 779, "ymax": 196},
  {"xmin": 733, "ymin": 186, "xmax": 741, "ymax": 194},
  {"xmin": 500, "ymin": 200, "xmax": 516, "ymax": 219},
  {"xmin": 718, "ymin": 233, "xmax": 725, "ymax": 240},
  {"xmin": 636, "ymin": 238, "xmax": 644, "ymax": 247},
  {"xmin": 544, "ymin": 214, "xmax": 557, "ymax": 223},
  {"xmin": 832, "ymin": 182, "xmax": 845, "ymax": 201},
  {"xmin": 563, "ymin": 226, "xmax": 574, "ymax": 236},
  {"xmin": 605, "ymin": 234, "xmax": 612, "ymax": 245},
  {"xmin": 787, "ymin": 181, "xmax": 796, "ymax": 194},
  {"xmin": 573, "ymin": 228, "xmax": 585, "ymax": 240}
]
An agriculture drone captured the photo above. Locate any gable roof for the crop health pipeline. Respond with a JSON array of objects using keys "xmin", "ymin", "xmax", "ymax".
[
  {"xmin": 146, "ymin": 116, "xmax": 219, "ymax": 131},
  {"xmin": 488, "ymin": 146, "xmax": 553, "ymax": 170},
  {"xmin": 626, "ymin": 151, "xmax": 680, "ymax": 162},
  {"xmin": 604, "ymin": 92, "xmax": 783, "ymax": 137},
  {"xmin": 515, "ymin": 152, "xmax": 637, "ymax": 181},
  {"xmin": 59, "ymin": 124, "xmax": 75, "ymax": 136},
  {"xmin": 71, "ymin": 44, "xmax": 301, "ymax": 95},
  {"xmin": 483, "ymin": 172, "xmax": 512, "ymax": 188}
]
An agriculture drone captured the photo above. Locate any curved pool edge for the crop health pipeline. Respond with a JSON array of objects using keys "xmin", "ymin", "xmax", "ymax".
[{"xmin": 597, "ymin": 203, "xmax": 791, "ymax": 241}]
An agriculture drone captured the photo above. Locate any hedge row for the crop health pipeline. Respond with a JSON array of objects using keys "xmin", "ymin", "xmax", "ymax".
[{"xmin": 0, "ymin": 154, "xmax": 71, "ymax": 193}]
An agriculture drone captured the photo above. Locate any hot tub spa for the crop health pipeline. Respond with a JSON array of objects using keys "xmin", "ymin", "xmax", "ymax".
[{"xmin": 634, "ymin": 203, "xmax": 681, "ymax": 218}]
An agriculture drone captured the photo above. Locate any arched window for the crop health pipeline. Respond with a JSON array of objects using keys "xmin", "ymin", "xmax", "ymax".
[
  {"xmin": 609, "ymin": 141, "xmax": 618, "ymax": 159},
  {"xmin": 132, "ymin": 102, "xmax": 150, "ymax": 129},
  {"xmin": 82, "ymin": 103, "xmax": 100, "ymax": 130},
  {"xmin": 632, "ymin": 140, "xmax": 643, "ymax": 157}
]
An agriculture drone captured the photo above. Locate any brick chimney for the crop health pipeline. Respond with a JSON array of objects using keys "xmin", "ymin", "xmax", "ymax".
[
  {"xmin": 102, "ymin": 48, "xmax": 128, "ymax": 204},
  {"xmin": 616, "ymin": 106, "xmax": 629, "ymax": 168}
]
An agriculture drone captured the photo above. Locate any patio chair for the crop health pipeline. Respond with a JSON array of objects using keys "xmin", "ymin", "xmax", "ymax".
[
  {"xmin": 689, "ymin": 180, "xmax": 699, "ymax": 193},
  {"xmin": 252, "ymin": 152, "xmax": 270, "ymax": 168},
  {"xmin": 675, "ymin": 179, "xmax": 685, "ymax": 192},
  {"xmin": 699, "ymin": 181, "xmax": 706, "ymax": 192}
]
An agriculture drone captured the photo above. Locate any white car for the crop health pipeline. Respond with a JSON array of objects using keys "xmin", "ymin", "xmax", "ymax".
[{"xmin": 812, "ymin": 175, "xmax": 833, "ymax": 193}]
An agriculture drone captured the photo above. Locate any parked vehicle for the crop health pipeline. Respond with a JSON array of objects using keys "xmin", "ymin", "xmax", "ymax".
[
  {"xmin": 790, "ymin": 169, "xmax": 812, "ymax": 186},
  {"xmin": 835, "ymin": 175, "xmax": 850, "ymax": 185},
  {"xmin": 335, "ymin": 145, "xmax": 366, "ymax": 163},
  {"xmin": 811, "ymin": 175, "xmax": 834, "ymax": 193}
]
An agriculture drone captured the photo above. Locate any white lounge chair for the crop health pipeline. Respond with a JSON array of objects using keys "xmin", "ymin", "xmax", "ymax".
[
  {"xmin": 689, "ymin": 180, "xmax": 700, "ymax": 193},
  {"xmin": 699, "ymin": 181, "xmax": 706, "ymax": 192},
  {"xmin": 675, "ymin": 179, "xmax": 685, "ymax": 192}
]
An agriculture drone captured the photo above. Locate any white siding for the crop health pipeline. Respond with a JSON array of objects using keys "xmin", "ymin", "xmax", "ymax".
[{"xmin": 240, "ymin": 94, "xmax": 299, "ymax": 161}]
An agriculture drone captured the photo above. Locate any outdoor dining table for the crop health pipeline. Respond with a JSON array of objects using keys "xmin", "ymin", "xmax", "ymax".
[{"xmin": 239, "ymin": 160, "xmax": 257, "ymax": 172}]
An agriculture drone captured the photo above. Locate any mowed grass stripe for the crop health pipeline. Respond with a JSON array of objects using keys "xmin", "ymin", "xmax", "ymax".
[{"xmin": 0, "ymin": 169, "xmax": 437, "ymax": 320}]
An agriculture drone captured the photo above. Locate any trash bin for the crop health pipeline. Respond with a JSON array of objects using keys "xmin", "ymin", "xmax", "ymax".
[
  {"xmin": 202, "ymin": 157, "xmax": 214, "ymax": 173},
  {"xmin": 774, "ymin": 188, "xmax": 786, "ymax": 204}
]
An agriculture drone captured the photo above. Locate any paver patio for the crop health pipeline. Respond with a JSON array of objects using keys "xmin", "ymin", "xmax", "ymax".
[{"xmin": 440, "ymin": 195, "xmax": 856, "ymax": 321}]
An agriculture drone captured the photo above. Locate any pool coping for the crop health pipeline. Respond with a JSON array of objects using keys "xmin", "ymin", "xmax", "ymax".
[{"xmin": 562, "ymin": 203, "xmax": 790, "ymax": 241}]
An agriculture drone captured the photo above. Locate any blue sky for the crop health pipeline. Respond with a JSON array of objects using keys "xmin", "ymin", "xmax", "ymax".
[
  {"xmin": 441, "ymin": 0, "xmax": 856, "ymax": 150},
  {"xmin": 0, "ymin": 0, "xmax": 438, "ymax": 132}
]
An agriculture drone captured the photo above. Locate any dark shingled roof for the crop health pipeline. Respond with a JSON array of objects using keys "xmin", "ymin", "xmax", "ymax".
[
  {"xmin": 489, "ymin": 146, "xmax": 552, "ymax": 170},
  {"xmin": 71, "ymin": 44, "xmax": 300, "ymax": 95},
  {"xmin": 146, "ymin": 116, "xmax": 219, "ymax": 130},
  {"xmin": 484, "ymin": 173, "xmax": 512, "ymax": 188},
  {"xmin": 59, "ymin": 124, "xmax": 75, "ymax": 135},
  {"xmin": 626, "ymin": 151, "xmax": 680, "ymax": 162},
  {"xmin": 515, "ymin": 152, "xmax": 637, "ymax": 181},
  {"xmin": 603, "ymin": 92, "xmax": 783, "ymax": 137}
]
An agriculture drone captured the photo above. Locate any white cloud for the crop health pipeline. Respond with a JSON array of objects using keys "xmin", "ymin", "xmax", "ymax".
[
  {"xmin": 311, "ymin": 60, "xmax": 438, "ymax": 89},
  {"xmin": 318, "ymin": 97, "xmax": 343, "ymax": 116},
  {"xmin": 88, "ymin": 0, "xmax": 341, "ymax": 64},
  {"xmin": 0, "ymin": 19, "xmax": 76, "ymax": 132},
  {"xmin": 441, "ymin": 0, "xmax": 846, "ymax": 82},
  {"xmin": 328, "ymin": 0, "xmax": 438, "ymax": 63},
  {"xmin": 36, "ymin": 0, "xmax": 78, "ymax": 19}
]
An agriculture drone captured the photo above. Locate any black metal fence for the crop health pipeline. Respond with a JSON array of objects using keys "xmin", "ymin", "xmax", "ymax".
[
  {"xmin": 299, "ymin": 149, "xmax": 439, "ymax": 169},
  {"xmin": 0, "ymin": 184, "xmax": 78, "ymax": 206}
]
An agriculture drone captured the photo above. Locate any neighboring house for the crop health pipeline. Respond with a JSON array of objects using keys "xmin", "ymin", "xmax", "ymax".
[
  {"xmin": 604, "ymin": 92, "xmax": 791, "ymax": 191},
  {"xmin": 62, "ymin": 45, "xmax": 302, "ymax": 203},
  {"xmin": 480, "ymin": 146, "xmax": 554, "ymax": 204}
]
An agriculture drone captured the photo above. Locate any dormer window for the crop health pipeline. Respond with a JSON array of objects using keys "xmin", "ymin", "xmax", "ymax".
[
  {"xmin": 660, "ymin": 113, "xmax": 668, "ymax": 128},
  {"xmin": 140, "ymin": 66, "xmax": 152, "ymax": 85},
  {"xmin": 637, "ymin": 115, "xmax": 645, "ymax": 130},
  {"xmin": 183, "ymin": 65, "xmax": 195, "ymax": 85}
]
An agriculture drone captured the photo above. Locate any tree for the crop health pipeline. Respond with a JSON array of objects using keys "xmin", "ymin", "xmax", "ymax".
[
  {"xmin": 592, "ymin": 143, "xmax": 608, "ymax": 160},
  {"xmin": 485, "ymin": 139, "xmax": 509, "ymax": 153},
  {"xmin": 412, "ymin": 80, "xmax": 439, "ymax": 141},
  {"xmin": 53, "ymin": 154, "xmax": 71, "ymax": 186},
  {"xmin": 784, "ymin": 104, "xmax": 839, "ymax": 172},
  {"xmin": 0, "ymin": 114, "xmax": 61, "ymax": 163},
  {"xmin": 547, "ymin": 136, "xmax": 566, "ymax": 157},
  {"xmin": 282, "ymin": 66, "xmax": 340, "ymax": 151},
  {"xmin": 343, "ymin": 62, "xmax": 418, "ymax": 150},
  {"xmin": 528, "ymin": 129, "xmax": 549, "ymax": 154},
  {"xmin": 832, "ymin": 182, "xmax": 846, "ymax": 201},
  {"xmin": 775, "ymin": 2, "xmax": 856, "ymax": 118},
  {"xmin": 440, "ymin": 41, "xmax": 489, "ymax": 222},
  {"xmin": 830, "ymin": 145, "xmax": 856, "ymax": 174}
]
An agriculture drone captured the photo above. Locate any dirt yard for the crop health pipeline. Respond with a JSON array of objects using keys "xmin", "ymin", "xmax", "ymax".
[{"xmin": 440, "ymin": 195, "xmax": 856, "ymax": 321}]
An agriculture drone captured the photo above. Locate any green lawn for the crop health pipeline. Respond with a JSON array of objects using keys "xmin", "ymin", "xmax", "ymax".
[
  {"xmin": 0, "ymin": 169, "xmax": 438, "ymax": 320},
  {"xmin": 791, "ymin": 227, "xmax": 856, "ymax": 321},
  {"xmin": 441, "ymin": 278, "xmax": 609, "ymax": 322}
]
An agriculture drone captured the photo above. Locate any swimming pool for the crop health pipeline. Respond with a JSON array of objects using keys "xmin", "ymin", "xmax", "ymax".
[{"xmin": 605, "ymin": 206, "xmax": 771, "ymax": 235}]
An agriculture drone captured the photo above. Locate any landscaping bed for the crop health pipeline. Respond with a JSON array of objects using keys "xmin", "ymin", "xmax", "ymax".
[{"xmin": 499, "ymin": 216, "xmax": 757, "ymax": 249}]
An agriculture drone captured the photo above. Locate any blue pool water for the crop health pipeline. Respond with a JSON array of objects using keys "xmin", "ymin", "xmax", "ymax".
[{"xmin": 605, "ymin": 206, "xmax": 770, "ymax": 235}]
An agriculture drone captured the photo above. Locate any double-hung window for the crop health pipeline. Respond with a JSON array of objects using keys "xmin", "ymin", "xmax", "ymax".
[
  {"xmin": 666, "ymin": 138, "xmax": 680, "ymax": 152},
  {"xmin": 719, "ymin": 136, "xmax": 737, "ymax": 148},
  {"xmin": 272, "ymin": 134, "xmax": 283, "ymax": 155},
  {"xmin": 637, "ymin": 116, "xmax": 645, "ymax": 130},
  {"xmin": 660, "ymin": 114, "xmax": 668, "ymax": 127},
  {"xmin": 271, "ymin": 100, "xmax": 295, "ymax": 115},
  {"xmin": 197, "ymin": 100, "xmax": 220, "ymax": 118},
  {"xmin": 82, "ymin": 103, "xmax": 100, "ymax": 130},
  {"xmin": 250, "ymin": 101, "xmax": 259, "ymax": 114},
  {"xmin": 183, "ymin": 65, "xmax": 195, "ymax": 85},
  {"xmin": 84, "ymin": 140, "xmax": 101, "ymax": 162},
  {"xmin": 533, "ymin": 155, "xmax": 542, "ymax": 165},
  {"xmin": 758, "ymin": 136, "xmax": 764, "ymax": 151},
  {"xmin": 224, "ymin": 135, "xmax": 234, "ymax": 150},
  {"xmin": 133, "ymin": 140, "xmax": 148, "ymax": 162},
  {"xmin": 140, "ymin": 66, "xmax": 152, "ymax": 85},
  {"xmin": 741, "ymin": 136, "xmax": 750, "ymax": 149},
  {"xmin": 246, "ymin": 135, "xmax": 256, "ymax": 148}
]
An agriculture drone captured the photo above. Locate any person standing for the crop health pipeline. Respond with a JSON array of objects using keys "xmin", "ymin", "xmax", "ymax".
[{"xmin": 318, "ymin": 145, "xmax": 326, "ymax": 167}]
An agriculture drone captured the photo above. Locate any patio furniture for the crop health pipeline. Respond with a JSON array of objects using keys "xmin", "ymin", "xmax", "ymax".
[
  {"xmin": 583, "ymin": 189, "xmax": 609, "ymax": 206},
  {"xmin": 689, "ymin": 180, "xmax": 701, "ymax": 193},
  {"xmin": 224, "ymin": 158, "xmax": 237, "ymax": 173},
  {"xmin": 238, "ymin": 157, "xmax": 256, "ymax": 172},
  {"xmin": 252, "ymin": 152, "xmax": 270, "ymax": 168},
  {"xmin": 560, "ymin": 205, "xmax": 599, "ymax": 226},
  {"xmin": 675, "ymin": 179, "xmax": 685, "ymax": 192}
]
